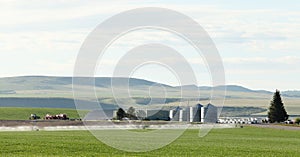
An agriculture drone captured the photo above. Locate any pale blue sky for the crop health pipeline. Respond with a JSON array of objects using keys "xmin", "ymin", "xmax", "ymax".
[{"xmin": 1, "ymin": 0, "xmax": 300, "ymax": 91}]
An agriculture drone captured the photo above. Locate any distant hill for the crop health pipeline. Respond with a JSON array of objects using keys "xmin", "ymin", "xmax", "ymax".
[
  {"xmin": 0, "ymin": 76, "xmax": 290, "ymax": 99},
  {"xmin": 0, "ymin": 75, "xmax": 170, "ymax": 89},
  {"xmin": 282, "ymin": 90, "xmax": 300, "ymax": 97},
  {"xmin": 0, "ymin": 76, "xmax": 273, "ymax": 91},
  {"xmin": 198, "ymin": 85, "xmax": 272, "ymax": 93},
  {"xmin": 0, "ymin": 76, "xmax": 299, "ymax": 114}
]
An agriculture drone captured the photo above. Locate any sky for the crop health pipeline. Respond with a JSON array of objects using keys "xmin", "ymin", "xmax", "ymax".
[{"xmin": 1, "ymin": 0, "xmax": 300, "ymax": 91}]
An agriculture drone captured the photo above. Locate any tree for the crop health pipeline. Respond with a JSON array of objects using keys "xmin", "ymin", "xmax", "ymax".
[
  {"xmin": 116, "ymin": 108, "xmax": 126, "ymax": 120},
  {"xmin": 127, "ymin": 106, "xmax": 137, "ymax": 120},
  {"xmin": 268, "ymin": 90, "xmax": 289, "ymax": 123},
  {"xmin": 295, "ymin": 118, "xmax": 300, "ymax": 124}
]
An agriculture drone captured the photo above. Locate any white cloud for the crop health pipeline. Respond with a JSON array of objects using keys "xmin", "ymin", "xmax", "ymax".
[
  {"xmin": 224, "ymin": 56, "xmax": 300, "ymax": 65},
  {"xmin": 0, "ymin": 29, "xmax": 86, "ymax": 53},
  {"xmin": 1, "ymin": 1, "xmax": 300, "ymax": 90}
]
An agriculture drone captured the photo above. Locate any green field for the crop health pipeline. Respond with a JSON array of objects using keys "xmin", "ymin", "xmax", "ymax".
[
  {"xmin": 0, "ymin": 107, "xmax": 88, "ymax": 120},
  {"xmin": 1, "ymin": 127, "xmax": 300, "ymax": 156}
]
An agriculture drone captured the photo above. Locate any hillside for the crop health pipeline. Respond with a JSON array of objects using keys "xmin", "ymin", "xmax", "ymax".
[
  {"xmin": 0, "ymin": 76, "xmax": 275, "ymax": 98},
  {"xmin": 0, "ymin": 76, "xmax": 299, "ymax": 116}
]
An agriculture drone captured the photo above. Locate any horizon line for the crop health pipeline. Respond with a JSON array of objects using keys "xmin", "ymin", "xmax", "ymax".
[{"xmin": 0, "ymin": 75, "xmax": 291, "ymax": 92}]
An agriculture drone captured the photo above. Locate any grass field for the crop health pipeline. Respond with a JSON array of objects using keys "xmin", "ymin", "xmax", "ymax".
[
  {"xmin": 1, "ymin": 126, "xmax": 300, "ymax": 156},
  {"xmin": 0, "ymin": 107, "xmax": 88, "ymax": 120}
]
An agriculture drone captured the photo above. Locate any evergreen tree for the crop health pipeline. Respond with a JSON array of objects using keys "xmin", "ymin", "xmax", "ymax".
[
  {"xmin": 268, "ymin": 90, "xmax": 289, "ymax": 123},
  {"xmin": 116, "ymin": 108, "xmax": 126, "ymax": 120}
]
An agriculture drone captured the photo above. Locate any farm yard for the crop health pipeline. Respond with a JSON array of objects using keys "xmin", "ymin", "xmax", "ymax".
[
  {"xmin": 0, "ymin": 107, "xmax": 87, "ymax": 120},
  {"xmin": 1, "ymin": 126, "xmax": 300, "ymax": 156}
]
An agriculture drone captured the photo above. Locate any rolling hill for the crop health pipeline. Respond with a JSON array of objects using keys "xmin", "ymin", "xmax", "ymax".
[
  {"xmin": 0, "ymin": 76, "xmax": 275, "ymax": 98},
  {"xmin": 0, "ymin": 76, "xmax": 299, "ymax": 116}
]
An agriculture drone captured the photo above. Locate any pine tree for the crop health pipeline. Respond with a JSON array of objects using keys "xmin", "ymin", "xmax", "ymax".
[{"xmin": 268, "ymin": 90, "xmax": 289, "ymax": 123}]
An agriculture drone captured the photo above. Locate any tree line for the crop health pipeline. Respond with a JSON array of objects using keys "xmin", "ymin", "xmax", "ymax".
[{"xmin": 116, "ymin": 106, "xmax": 145, "ymax": 120}]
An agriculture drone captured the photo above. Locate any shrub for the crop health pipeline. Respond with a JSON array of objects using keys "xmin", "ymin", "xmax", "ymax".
[{"xmin": 295, "ymin": 118, "xmax": 300, "ymax": 124}]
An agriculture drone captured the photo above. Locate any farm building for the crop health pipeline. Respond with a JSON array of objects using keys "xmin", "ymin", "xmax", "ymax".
[
  {"xmin": 168, "ymin": 103, "xmax": 218, "ymax": 123},
  {"xmin": 83, "ymin": 103, "xmax": 219, "ymax": 123}
]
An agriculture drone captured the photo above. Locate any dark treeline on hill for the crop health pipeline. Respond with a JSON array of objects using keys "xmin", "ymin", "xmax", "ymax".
[
  {"xmin": 0, "ymin": 98, "xmax": 78, "ymax": 108},
  {"xmin": 0, "ymin": 97, "xmax": 115, "ymax": 110}
]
